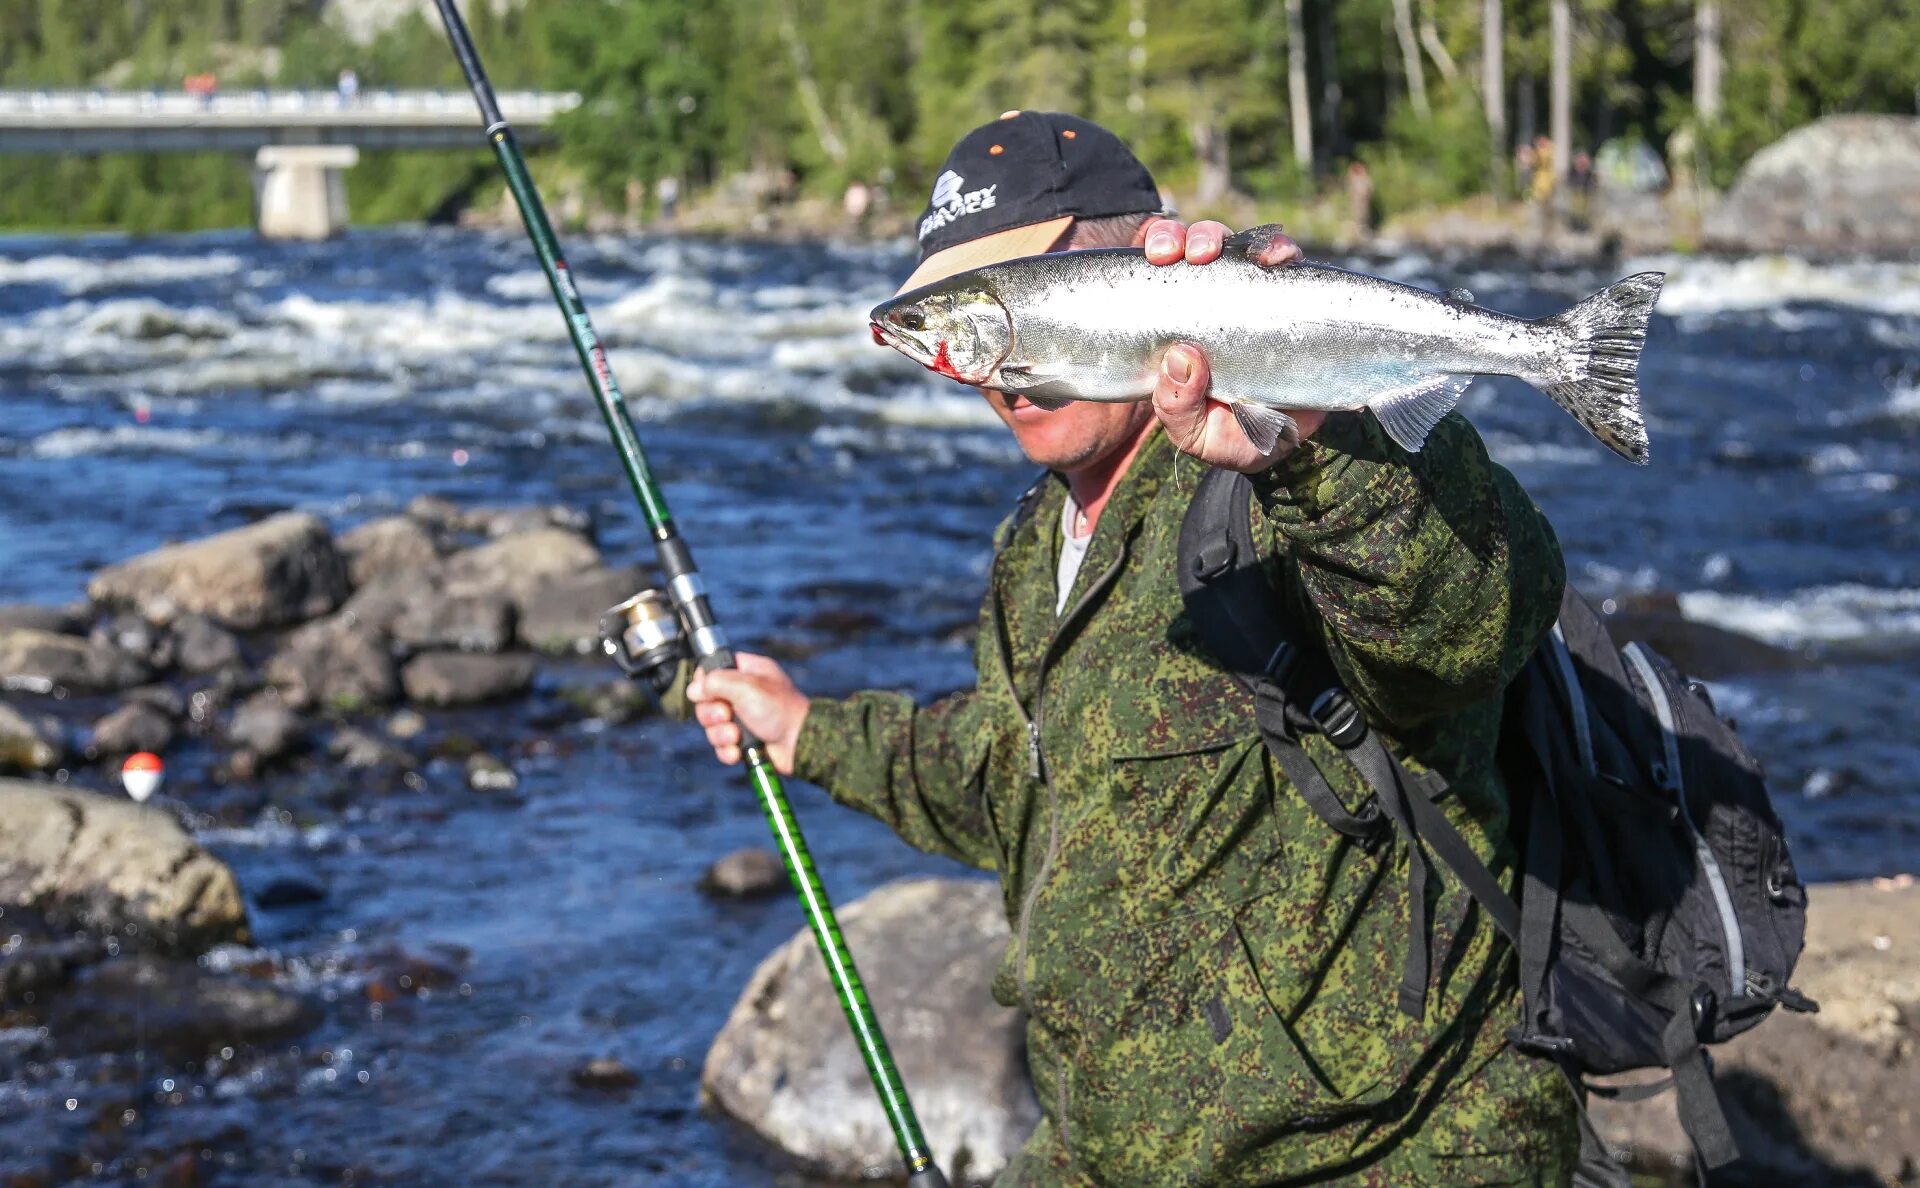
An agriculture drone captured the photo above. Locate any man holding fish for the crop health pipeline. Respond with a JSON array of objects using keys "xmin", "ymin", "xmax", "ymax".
[{"xmin": 692, "ymin": 112, "xmax": 1594, "ymax": 1184}]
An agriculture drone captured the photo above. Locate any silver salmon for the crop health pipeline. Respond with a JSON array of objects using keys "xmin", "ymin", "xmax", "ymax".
[{"xmin": 868, "ymin": 225, "xmax": 1661, "ymax": 462}]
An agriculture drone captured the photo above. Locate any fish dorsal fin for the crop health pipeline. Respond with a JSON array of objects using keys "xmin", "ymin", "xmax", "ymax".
[
  {"xmin": 1221, "ymin": 224, "xmax": 1292, "ymax": 262},
  {"xmin": 1367, "ymin": 375, "xmax": 1471, "ymax": 453},
  {"xmin": 1225, "ymin": 399, "xmax": 1299, "ymax": 456},
  {"xmin": 1447, "ymin": 286, "xmax": 1475, "ymax": 304}
]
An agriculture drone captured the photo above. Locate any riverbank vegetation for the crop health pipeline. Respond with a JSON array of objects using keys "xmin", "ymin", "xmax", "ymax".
[{"xmin": 0, "ymin": 0, "xmax": 1914, "ymax": 233}]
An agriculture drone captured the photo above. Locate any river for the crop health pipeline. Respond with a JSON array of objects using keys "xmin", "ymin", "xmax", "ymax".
[{"xmin": 0, "ymin": 228, "xmax": 1915, "ymax": 1184}]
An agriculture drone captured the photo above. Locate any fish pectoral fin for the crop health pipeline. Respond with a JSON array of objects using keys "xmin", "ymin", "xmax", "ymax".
[
  {"xmin": 1366, "ymin": 375, "xmax": 1473, "ymax": 454},
  {"xmin": 1222, "ymin": 224, "xmax": 1294, "ymax": 264},
  {"xmin": 995, "ymin": 364, "xmax": 1083, "ymax": 409},
  {"xmin": 1023, "ymin": 392, "xmax": 1076, "ymax": 411},
  {"xmin": 1224, "ymin": 399, "xmax": 1300, "ymax": 456}
]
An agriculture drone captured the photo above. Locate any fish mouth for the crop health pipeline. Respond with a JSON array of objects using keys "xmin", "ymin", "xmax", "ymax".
[{"xmin": 869, "ymin": 320, "xmax": 928, "ymax": 361}]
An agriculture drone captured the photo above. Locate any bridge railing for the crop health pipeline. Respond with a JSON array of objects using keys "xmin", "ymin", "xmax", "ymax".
[{"xmin": 0, "ymin": 89, "xmax": 580, "ymax": 120}]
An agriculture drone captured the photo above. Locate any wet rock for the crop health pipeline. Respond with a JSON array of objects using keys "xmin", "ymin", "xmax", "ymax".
[
  {"xmin": 0, "ymin": 702, "xmax": 63, "ymax": 772},
  {"xmin": 90, "ymin": 701, "xmax": 176, "ymax": 758},
  {"xmin": 335, "ymin": 568, "xmax": 437, "ymax": 638},
  {"xmin": 90, "ymin": 612, "xmax": 174, "ymax": 671},
  {"xmin": 355, "ymin": 945, "xmax": 464, "ymax": 1003},
  {"xmin": 0, "ymin": 936, "xmax": 106, "ymax": 1007},
  {"xmin": 0, "ymin": 627, "xmax": 152, "ymax": 692},
  {"xmin": 264, "ymin": 617, "xmax": 398, "ymax": 712},
  {"xmin": 126, "ymin": 685, "xmax": 187, "ymax": 720},
  {"xmin": 1705, "ymin": 115, "xmax": 1920, "ymax": 256},
  {"xmin": 408, "ymin": 497, "xmax": 591, "ymax": 541},
  {"xmin": 440, "ymin": 528, "xmax": 603, "ymax": 614},
  {"xmin": 0, "ymin": 603, "xmax": 85, "ymax": 636},
  {"xmin": 328, "ymin": 726, "xmax": 410, "ymax": 771},
  {"xmin": 465, "ymin": 752, "xmax": 518, "ymax": 792},
  {"xmin": 557, "ymin": 679, "xmax": 655, "ymax": 725},
  {"xmin": 1591, "ymin": 880, "xmax": 1920, "ymax": 1186},
  {"xmin": 698, "ymin": 848, "xmax": 787, "ymax": 899},
  {"xmin": 171, "ymin": 613, "xmax": 245, "ymax": 675},
  {"xmin": 87, "ymin": 512, "xmax": 350, "ymax": 631},
  {"xmin": 391, "ymin": 590, "xmax": 516, "ymax": 655},
  {"xmin": 703, "ymin": 877, "xmax": 1036, "ymax": 1183},
  {"xmin": 385, "ymin": 709, "xmax": 427, "ymax": 741},
  {"xmin": 0, "ymin": 780, "xmax": 250, "ymax": 954},
  {"xmin": 39, "ymin": 955, "xmax": 320, "ymax": 1058},
  {"xmin": 338, "ymin": 515, "xmax": 442, "ymax": 588},
  {"xmin": 226, "ymin": 692, "xmax": 305, "ymax": 761},
  {"xmin": 253, "ymin": 873, "xmax": 326, "ymax": 909},
  {"xmin": 400, "ymin": 652, "xmax": 536, "ymax": 707},
  {"xmin": 571, "ymin": 1057, "xmax": 639, "ymax": 1091},
  {"xmin": 517, "ymin": 564, "xmax": 646, "ymax": 655},
  {"xmin": 1599, "ymin": 591, "xmax": 1807, "ymax": 680}
]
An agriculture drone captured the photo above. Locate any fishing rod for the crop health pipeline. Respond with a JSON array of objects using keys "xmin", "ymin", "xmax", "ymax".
[{"xmin": 431, "ymin": 5, "xmax": 949, "ymax": 1185}]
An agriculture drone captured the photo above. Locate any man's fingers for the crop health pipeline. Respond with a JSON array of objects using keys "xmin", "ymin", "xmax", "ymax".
[
  {"xmin": 1153, "ymin": 345, "xmax": 1212, "ymax": 454},
  {"xmin": 705, "ymin": 721, "xmax": 741, "ymax": 750},
  {"xmin": 734, "ymin": 651, "xmax": 781, "ymax": 676},
  {"xmin": 1183, "ymin": 220, "xmax": 1230, "ymax": 265},
  {"xmin": 1142, "ymin": 217, "xmax": 1184, "ymax": 265},
  {"xmin": 695, "ymin": 700, "xmax": 732, "ymax": 728}
]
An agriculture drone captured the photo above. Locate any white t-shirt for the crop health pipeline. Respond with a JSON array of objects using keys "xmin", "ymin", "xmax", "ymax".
[{"xmin": 1057, "ymin": 492, "xmax": 1092, "ymax": 614}]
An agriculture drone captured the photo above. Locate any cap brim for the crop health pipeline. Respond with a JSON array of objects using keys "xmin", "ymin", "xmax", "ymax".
[{"xmin": 896, "ymin": 215, "xmax": 1074, "ymax": 295}]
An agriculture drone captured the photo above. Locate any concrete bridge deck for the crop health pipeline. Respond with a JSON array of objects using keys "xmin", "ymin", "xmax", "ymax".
[{"xmin": 0, "ymin": 89, "xmax": 580, "ymax": 154}]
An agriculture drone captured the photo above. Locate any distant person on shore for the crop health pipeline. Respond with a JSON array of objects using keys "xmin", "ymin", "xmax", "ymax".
[
  {"xmin": 1530, "ymin": 135, "xmax": 1557, "ymax": 205},
  {"xmin": 843, "ymin": 180, "xmax": 872, "ymax": 230},
  {"xmin": 336, "ymin": 68, "xmax": 359, "ymax": 107},
  {"xmin": 655, "ymin": 175, "xmax": 680, "ymax": 225},
  {"xmin": 183, "ymin": 73, "xmax": 217, "ymax": 108},
  {"xmin": 1344, "ymin": 159, "xmax": 1375, "ymax": 240},
  {"xmin": 689, "ymin": 110, "xmax": 1576, "ymax": 1185},
  {"xmin": 1514, "ymin": 141, "xmax": 1537, "ymax": 200}
]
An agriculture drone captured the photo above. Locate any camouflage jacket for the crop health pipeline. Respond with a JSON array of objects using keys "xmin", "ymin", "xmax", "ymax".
[{"xmin": 794, "ymin": 413, "xmax": 1579, "ymax": 1186}]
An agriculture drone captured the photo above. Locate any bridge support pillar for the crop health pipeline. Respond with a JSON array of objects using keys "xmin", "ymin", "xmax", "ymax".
[{"xmin": 253, "ymin": 145, "xmax": 358, "ymax": 240}]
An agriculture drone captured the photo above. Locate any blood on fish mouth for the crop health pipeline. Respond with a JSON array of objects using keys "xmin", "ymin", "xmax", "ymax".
[
  {"xmin": 870, "ymin": 325, "xmax": 887, "ymax": 346},
  {"xmin": 929, "ymin": 340, "xmax": 962, "ymax": 380}
]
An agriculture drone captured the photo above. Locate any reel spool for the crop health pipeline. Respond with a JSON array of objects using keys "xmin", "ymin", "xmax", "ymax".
[{"xmin": 600, "ymin": 589, "xmax": 688, "ymax": 694}]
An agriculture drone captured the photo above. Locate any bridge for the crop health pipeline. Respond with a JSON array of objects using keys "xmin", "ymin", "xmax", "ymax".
[{"xmin": 0, "ymin": 89, "xmax": 581, "ymax": 237}]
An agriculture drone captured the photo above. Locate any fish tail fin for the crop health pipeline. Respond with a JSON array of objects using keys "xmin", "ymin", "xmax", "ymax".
[{"xmin": 1541, "ymin": 271, "xmax": 1663, "ymax": 465}]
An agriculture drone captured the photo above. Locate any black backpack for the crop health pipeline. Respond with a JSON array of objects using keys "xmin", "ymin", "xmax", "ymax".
[{"xmin": 1176, "ymin": 468, "xmax": 1817, "ymax": 1182}]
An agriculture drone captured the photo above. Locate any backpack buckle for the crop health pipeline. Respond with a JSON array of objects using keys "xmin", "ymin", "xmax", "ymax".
[{"xmin": 1310, "ymin": 688, "xmax": 1367, "ymax": 748}]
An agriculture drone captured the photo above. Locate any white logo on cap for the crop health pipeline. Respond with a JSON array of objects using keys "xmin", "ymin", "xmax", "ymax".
[
  {"xmin": 918, "ymin": 169, "xmax": 999, "ymax": 242},
  {"xmin": 931, "ymin": 170, "xmax": 965, "ymax": 207}
]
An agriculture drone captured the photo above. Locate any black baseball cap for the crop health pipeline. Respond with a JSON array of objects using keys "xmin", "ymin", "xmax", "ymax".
[{"xmin": 896, "ymin": 110, "xmax": 1163, "ymax": 293}]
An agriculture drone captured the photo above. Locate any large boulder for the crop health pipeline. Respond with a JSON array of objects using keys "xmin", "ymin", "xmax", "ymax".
[
  {"xmin": 0, "ymin": 604, "xmax": 85, "ymax": 635},
  {"xmin": 87, "ymin": 512, "xmax": 350, "ymax": 630},
  {"xmin": 338, "ymin": 515, "xmax": 442, "ymax": 588},
  {"xmin": 0, "ymin": 703, "xmax": 63, "ymax": 772},
  {"xmin": 391, "ymin": 590, "xmax": 516, "ymax": 655},
  {"xmin": 517, "ymin": 564, "xmax": 646, "ymax": 656},
  {"xmin": 400, "ymin": 652, "xmax": 536, "ymax": 706},
  {"xmin": 440, "ymin": 528, "xmax": 603, "ymax": 614},
  {"xmin": 38, "ymin": 955, "xmax": 321, "ymax": 1058},
  {"xmin": 1591, "ymin": 879, "xmax": 1920, "ymax": 1185},
  {"xmin": 264, "ymin": 616, "xmax": 399, "ymax": 711},
  {"xmin": 1705, "ymin": 115, "xmax": 1920, "ymax": 256},
  {"xmin": 702, "ymin": 877, "xmax": 1038, "ymax": 1185},
  {"xmin": 0, "ymin": 627, "xmax": 151, "ymax": 692},
  {"xmin": 89, "ymin": 700, "xmax": 176, "ymax": 758},
  {"xmin": 0, "ymin": 780, "xmax": 250, "ymax": 954}
]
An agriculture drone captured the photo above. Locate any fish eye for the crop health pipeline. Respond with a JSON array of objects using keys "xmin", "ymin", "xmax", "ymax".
[{"xmin": 899, "ymin": 311, "xmax": 925, "ymax": 331}]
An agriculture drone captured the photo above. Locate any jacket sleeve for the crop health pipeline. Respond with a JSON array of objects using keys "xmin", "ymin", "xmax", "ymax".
[
  {"xmin": 1250, "ymin": 410, "xmax": 1565, "ymax": 732},
  {"xmin": 792, "ymin": 687, "xmax": 1002, "ymax": 871}
]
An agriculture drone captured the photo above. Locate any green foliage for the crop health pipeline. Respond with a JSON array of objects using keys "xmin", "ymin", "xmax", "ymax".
[{"xmin": 0, "ymin": 0, "xmax": 1915, "ymax": 232}]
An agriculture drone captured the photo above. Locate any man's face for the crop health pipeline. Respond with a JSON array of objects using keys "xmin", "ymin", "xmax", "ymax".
[{"xmin": 972, "ymin": 222, "xmax": 1154, "ymax": 474}]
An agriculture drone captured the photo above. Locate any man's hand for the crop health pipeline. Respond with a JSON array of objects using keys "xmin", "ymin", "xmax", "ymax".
[
  {"xmin": 687, "ymin": 652, "xmax": 808, "ymax": 775},
  {"xmin": 1139, "ymin": 218, "xmax": 1324, "ymax": 473}
]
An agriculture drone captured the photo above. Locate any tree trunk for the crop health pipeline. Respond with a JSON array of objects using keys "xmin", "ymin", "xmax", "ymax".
[
  {"xmin": 1284, "ymin": 0, "xmax": 1314, "ymax": 170},
  {"xmin": 1483, "ymin": 0, "xmax": 1506, "ymax": 198},
  {"xmin": 1694, "ymin": 0, "xmax": 1722, "ymax": 122},
  {"xmin": 1550, "ymin": 0, "xmax": 1571, "ymax": 200},
  {"xmin": 1417, "ymin": 0, "xmax": 1460, "ymax": 87},
  {"xmin": 1392, "ymin": 0, "xmax": 1430, "ymax": 118},
  {"xmin": 1128, "ymin": 0, "xmax": 1147, "ymax": 115},
  {"xmin": 1315, "ymin": 0, "xmax": 1344, "ymax": 164},
  {"xmin": 1191, "ymin": 109, "xmax": 1233, "ymax": 205},
  {"xmin": 776, "ymin": 2, "xmax": 847, "ymax": 166}
]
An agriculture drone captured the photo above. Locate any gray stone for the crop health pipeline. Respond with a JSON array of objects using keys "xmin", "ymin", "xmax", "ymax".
[
  {"xmin": 518, "ymin": 564, "xmax": 647, "ymax": 655},
  {"xmin": 336, "ymin": 568, "xmax": 438, "ymax": 638},
  {"xmin": 40, "ymin": 955, "xmax": 320, "ymax": 1058},
  {"xmin": 0, "ymin": 627, "xmax": 152, "ymax": 692},
  {"xmin": 171, "ymin": 613, "xmax": 245, "ymax": 675},
  {"xmin": 125, "ymin": 684, "xmax": 186, "ymax": 720},
  {"xmin": 465, "ymin": 751, "xmax": 519, "ymax": 792},
  {"xmin": 407, "ymin": 496, "xmax": 591, "ymax": 541},
  {"xmin": 385, "ymin": 709, "xmax": 427, "ymax": 741},
  {"xmin": 90, "ymin": 611, "xmax": 174, "ymax": 671},
  {"xmin": 702, "ymin": 878, "xmax": 1037, "ymax": 1184},
  {"xmin": 339, "ymin": 515, "xmax": 442, "ymax": 587},
  {"xmin": 0, "ymin": 604, "xmax": 85, "ymax": 636},
  {"xmin": 264, "ymin": 617, "xmax": 398, "ymax": 711},
  {"xmin": 328, "ymin": 726, "xmax": 410, "ymax": 770},
  {"xmin": 89, "ymin": 701, "xmax": 175, "ymax": 757},
  {"xmin": 227, "ymin": 692, "xmax": 305, "ymax": 760},
  {"xmin": 391, "ymin": 590, "xmax": 516, "ymax": 654},
  {"xmin": 1601, "ymin": 591, "xmax": 1808, "ymax": 679},
  {"xmin": 571, "ymin": 1057, "xmax": 639, "ymax": 1091},
  {"xmin": 0, "ymin": 936, "xmax": 105, "ymax": 1007},
  {"xmin": 441, "ymin": 528, "xmax": 603, "ymax": 614},
  {"xmin": 0, "ymin": 702, "xmax": 63, "ymax": 772},
  {"xmin": 0, "ymin": 780, "xmax": 250, "ymax": 954},
  {"xmin": 699, "ymin": 848, "xmax": 787, "ymax": 898},
  {"xmin": 400, "ymin": 652, "xmax": 536, "ymax": 707},
  {"xmin": 86, "ymin": 512, "xmax": 349, "ymax": 630},
  {"xmin": 1705, "ymin": 115, "xmax": 1920, "ymax": 256}
]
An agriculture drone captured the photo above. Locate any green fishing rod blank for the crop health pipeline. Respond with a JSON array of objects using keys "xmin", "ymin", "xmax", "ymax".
[{"xmin": 431, "ymin": 4, "xmax": 950, "ymax": 1184}]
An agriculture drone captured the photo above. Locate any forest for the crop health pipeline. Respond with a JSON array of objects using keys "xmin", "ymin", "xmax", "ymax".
[{"xmin": 0, "ymin": 0, "xmax": 1913, "ymax": 232}]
